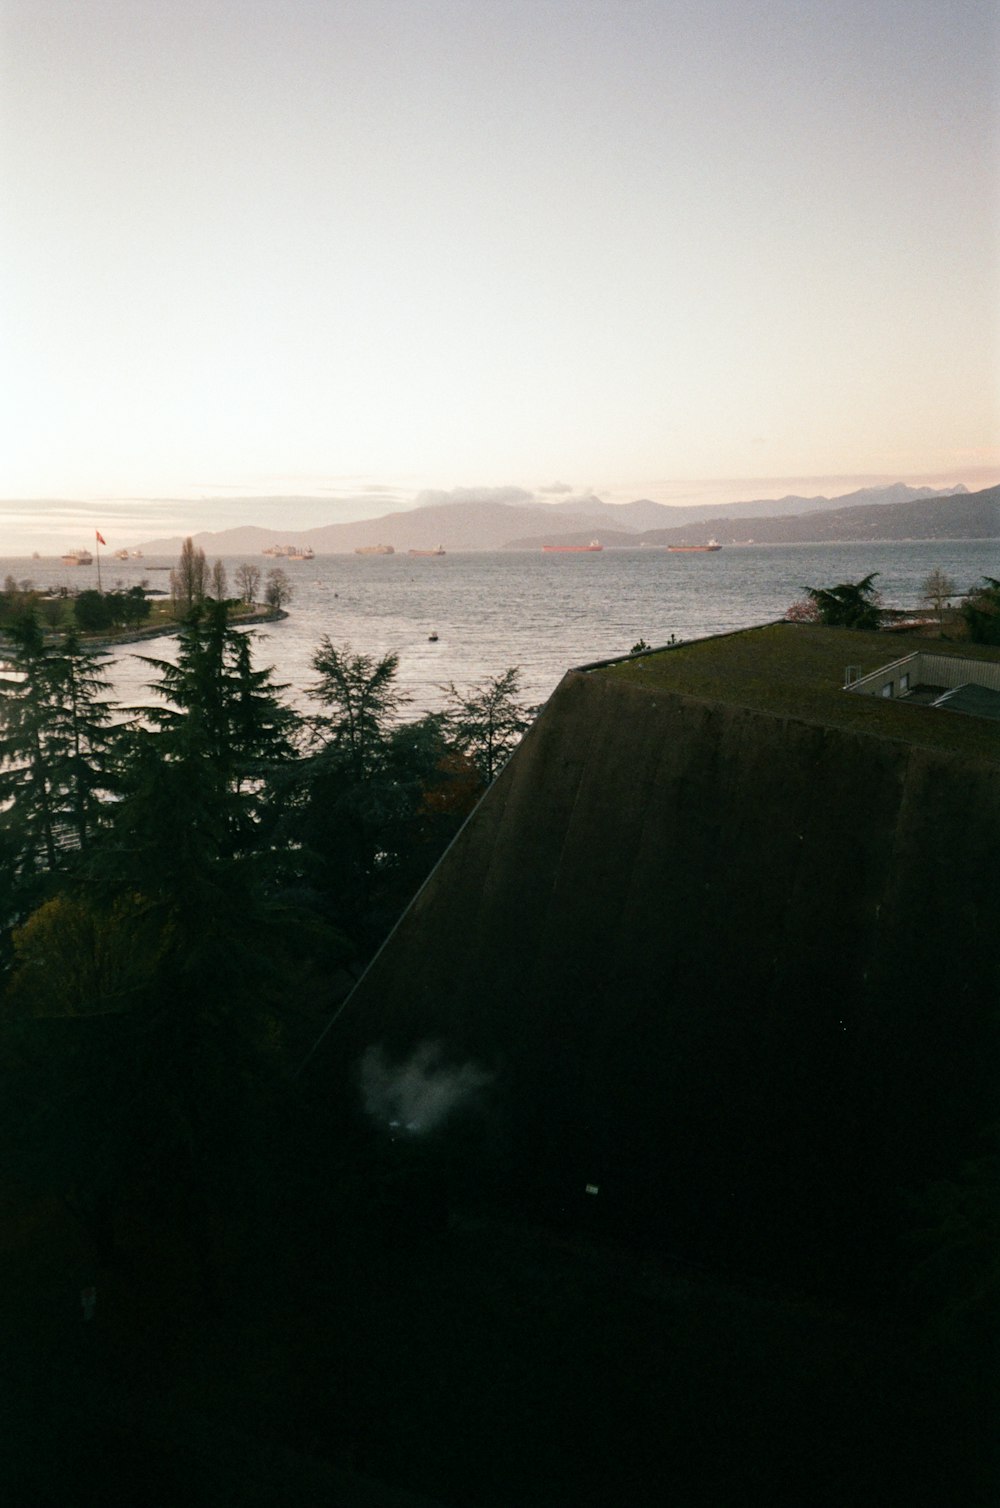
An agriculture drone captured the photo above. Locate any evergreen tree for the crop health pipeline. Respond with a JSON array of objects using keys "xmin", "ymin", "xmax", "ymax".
[
  {"xmin": 295, "ymin": 645, "xmax": 480, "ymax": 953},
  {"xmin": 805, "ymin": 573, "xmax": 883, "ymax": 630},
  {"xmin": 307, "ymin": 639, "xmax": 407, "ymax": 780},
  {"xmin": 0, "ymin": 612, "xmax": 60, "ymax": 880},
  {"xmin": 44, "ymin": 628, "xmax": 117, "ymax": 853},
  {"xmin": 47, "ymin": 612, "xmax": 325, "ymax": 1293},
  {"xmin": 962, "ymin": 576, "xmax": 1000, "ymax": 644},
  {"xmin": 134, "ymin": 600, "xmax": 299, "ymax": 853},
  {"xmin": 442, "ymin": 666, "xmax": 534, "ymax": 784},
  {"xmin": 0, "ymin": 615, "xmax": 117, "ymax": 902}
]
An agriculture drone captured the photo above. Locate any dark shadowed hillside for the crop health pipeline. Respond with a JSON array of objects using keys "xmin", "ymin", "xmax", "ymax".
[
  {"xmin": 327, "ymin": 625, "xmax": 1000, "ymax": 1295},
  {"xmin": 633, "ymin": 484, "xmax": 1000, "ymax": 547}
]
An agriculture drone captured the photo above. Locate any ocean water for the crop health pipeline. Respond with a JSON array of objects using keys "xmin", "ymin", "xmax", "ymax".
[{"xmin": 4, "ymin": 540, "xmax": 998, "ymax": 716}]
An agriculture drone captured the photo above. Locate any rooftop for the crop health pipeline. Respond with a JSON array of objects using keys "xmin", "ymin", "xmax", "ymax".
[
  {"xmin": 596, "ymin": 623, "xmax": 1000, "ymax": 763},
  {"xmin": 932, "ymin": 682, "xmax": 1000, "ymax": 721}
]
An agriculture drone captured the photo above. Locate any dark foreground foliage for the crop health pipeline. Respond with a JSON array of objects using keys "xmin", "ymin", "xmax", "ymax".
[
  {"xmin": 0, "ymin": 1098, "xmax": 995, "ymax": 1507},
  {"xmin": 0, "ymin": 600, "xmax": 994, "ymax": 1505},
  {"xmin": 805, "ymin": 571, "xmax": 883, "ymax": 629},
  {"xmin": 963, "ymin": 575, "xmax": 1000, "ymax": 643}
]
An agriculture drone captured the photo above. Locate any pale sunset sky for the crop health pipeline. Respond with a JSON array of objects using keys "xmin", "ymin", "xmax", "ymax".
[{"xmin": 1, "ymin": 0, "xmax": 998, "ymax": 549}]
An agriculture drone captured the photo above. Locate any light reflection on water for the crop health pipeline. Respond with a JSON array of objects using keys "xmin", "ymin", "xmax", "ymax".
[{"xmin": 4, "ymin": 540, "xmax": 998, "ymax": 717}]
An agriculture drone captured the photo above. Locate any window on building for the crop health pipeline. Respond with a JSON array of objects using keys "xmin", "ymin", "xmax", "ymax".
[{"xmin": 881, "ymin": 682, "xmax": 893, "ymax": 698}]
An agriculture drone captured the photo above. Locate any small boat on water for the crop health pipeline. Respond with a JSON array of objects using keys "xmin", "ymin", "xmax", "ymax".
[
  {"xmin": 61, "ymin": 549, "xmax": 93, "ymax": 566},
  {"xmin": 542, "ymin": 539, "xmax": 603, "ymax": 553},
  {"xmin": 667, "ymin": 539, "xmax": 722, "ymax": 553}
]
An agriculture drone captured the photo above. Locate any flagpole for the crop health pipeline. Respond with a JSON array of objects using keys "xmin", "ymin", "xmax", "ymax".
[{"xmin": 95, "ymin": 530, "xmax": 103, "ymax": 593}]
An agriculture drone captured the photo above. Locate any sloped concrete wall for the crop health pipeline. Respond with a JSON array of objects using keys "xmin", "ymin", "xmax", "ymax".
[{"xmin": 332, "ymin": 670, "xmax": 1000, "ymax": 1283}]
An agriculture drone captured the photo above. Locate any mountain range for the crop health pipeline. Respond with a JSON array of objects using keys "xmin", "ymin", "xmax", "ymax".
[
  {"xmin": 137, "ymin": 482, "xmax": 998, "ymax": 555},
  {"xmin": 539, "ymin": 481, "xmax": 971, "ymax": 530},
  {"xmin": 629, "ymin": 485, "xmax": 1000, "ymax": 549}
]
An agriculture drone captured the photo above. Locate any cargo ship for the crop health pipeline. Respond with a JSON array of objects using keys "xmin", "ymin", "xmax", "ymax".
[
  {"xmin": 408, "ymin": 546, "xmax": 446, "ymax": 557},
  {"xmin": 263, "ymin": 544, "xmax": 315, "ymax": 559},
  {"xmin": 667, "ymin": 539, "xmax": 722, "ymax": 553},
  {"xmin": 541, "ymin": 539, "xmax": 603, "ymax": 553},
  {"xmin": 354, "ymin": 544, "xmax": 395, "ymax": 555},
  {"xmin": 61, "ymin": 548, "xmax": 93, "ymax": 566}
]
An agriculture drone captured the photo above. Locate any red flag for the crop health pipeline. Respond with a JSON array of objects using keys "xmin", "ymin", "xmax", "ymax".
[{"xmin": 96, "ymin": 531, "xmax": 106, "ymax": 545}]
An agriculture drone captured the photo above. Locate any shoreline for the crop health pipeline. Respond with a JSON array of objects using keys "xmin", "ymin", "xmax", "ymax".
[
  {"xmin": 80, "ymin": 604, "xmax": 289, "ymax": 650},
  {"xmin": 0, "ymin": 604, "xmax": 289, "ymax": 656}
]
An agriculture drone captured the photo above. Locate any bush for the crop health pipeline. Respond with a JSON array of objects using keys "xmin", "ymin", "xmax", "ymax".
[
  {"xmin": 72, "ymin": 588, "xmax": 151, "ymax": 634},
  {"xmin": 119, "ymin": 586, "xmax": 151, "ymax": 630},
  {"xmin": 962, "ymin": 577, "xmax": 1000, "ymax": 644},
  {"xmin": 73, "ymin": 590, "xmax": 114, "ymax": 632}
]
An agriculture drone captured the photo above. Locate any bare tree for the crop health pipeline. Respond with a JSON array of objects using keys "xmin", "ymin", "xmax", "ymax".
[
  {"xmin": 210, "ymin": 558, "xmax": 229, "ymax": 601},
  {"xmin": 234, "ymin": 562, "xmax": 261, "ymax": 607},
  {"xmin": 921, "ymin": 568, "xmax": 957, "ymax": 633},
  {"xmin": 264, "ymin": 567, "xmax": 292, "ymax": 610},
  {"xmin": 173, "ymin": 537, "xmax": 208, "ymax": 613}
]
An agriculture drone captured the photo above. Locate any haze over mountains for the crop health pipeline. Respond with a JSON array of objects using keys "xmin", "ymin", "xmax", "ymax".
[
  {"xmin": 543, "ymin": 482, "xmax": 971, "ymax": 529},
  {"xmin": 137, "ymin": 482, "xmax": 998, "ymax": 555},
  {"xmin": 633, "ymin": 486, "xmax": 1000, "ymax": 549}
]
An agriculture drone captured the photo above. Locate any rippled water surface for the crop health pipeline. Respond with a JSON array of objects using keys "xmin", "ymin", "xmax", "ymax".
[{"xmin": 5, "ymin": 540, "xmax": 998, "ymax": 715}]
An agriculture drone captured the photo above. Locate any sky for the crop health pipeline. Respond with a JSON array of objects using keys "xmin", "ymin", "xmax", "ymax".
[{"xmin": 2, "ymin": 0, "xmax": 998, "ymax": 550}]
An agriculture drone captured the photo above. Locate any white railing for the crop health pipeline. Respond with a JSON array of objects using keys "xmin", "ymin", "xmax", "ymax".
[{"xmin": 846, "ymin": 651, "xmax": 1000, "ymax": 699}]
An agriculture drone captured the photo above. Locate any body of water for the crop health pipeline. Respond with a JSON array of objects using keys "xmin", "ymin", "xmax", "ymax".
[{"xmin": 4, "ymin": 540, "xmax": 998, "ymax": 715}]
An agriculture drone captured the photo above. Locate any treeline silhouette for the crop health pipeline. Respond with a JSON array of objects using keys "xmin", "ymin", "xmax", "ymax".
[{"xmin": 0, "ymin": 597, "xmax": 533, "ymax": 1251}]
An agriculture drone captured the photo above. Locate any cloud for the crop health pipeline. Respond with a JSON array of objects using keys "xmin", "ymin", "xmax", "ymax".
[
  {"xmin": 414, "ymin": 486, "xmax": 534, "ymax": 510},
  {"xmin": 359, "ymin": 1042, "xmax": 492, "ymax": 1137},
  {"xmin": 0, "ymin": 497, "xmax": 184, "ymax": 539},
  {"xmin": 538, "ymin": 480, "xmax": 574, "ymax": 494}
]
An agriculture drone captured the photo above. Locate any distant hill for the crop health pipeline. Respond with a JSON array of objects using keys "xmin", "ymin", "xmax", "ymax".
[
  {"xmin": 539, "ymin": 482, "xmax": 969, "ymax": 533},
  {"xmin": 137, "ymin": 523, "xmax": 284, "ymax": 555},
  {"xmin": 139, "ymin": 499, "xmax": 611, "ymax": 556},
  {"xmin": 137, "ymin": 482, "xmax": 988, "ymax": 555},
  {"xmin": 630, "ymin": 485, "xmax": 1000, "ymax": 548}
]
